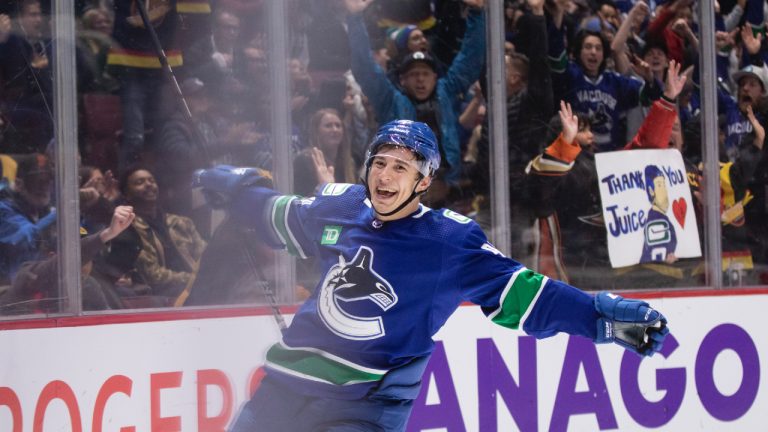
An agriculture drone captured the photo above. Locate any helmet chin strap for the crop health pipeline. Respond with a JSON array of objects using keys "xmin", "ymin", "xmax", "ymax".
[{"xmin": 362, "ymin": 168, "xmax": 429, "ymax": 218}]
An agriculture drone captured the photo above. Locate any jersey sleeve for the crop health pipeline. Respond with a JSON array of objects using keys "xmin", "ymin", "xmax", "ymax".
[
  {"xmin": 229, "ymin": 187, "xmax": 320, "ymax": 259},
  {"xmin": 454, "ymin": 223, "xmax": 599, "ymax": 340}
]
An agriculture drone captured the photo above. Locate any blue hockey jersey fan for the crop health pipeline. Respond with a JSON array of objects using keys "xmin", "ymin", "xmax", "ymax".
[{"xmin": 194, "ymin": 119, "xmax": 669, "ymax": 431}]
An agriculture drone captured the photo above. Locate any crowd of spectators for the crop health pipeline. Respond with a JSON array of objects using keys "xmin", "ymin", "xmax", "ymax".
[{"xmin": 1, "ymin": 0, "xmax": 767, "ymax": 313}]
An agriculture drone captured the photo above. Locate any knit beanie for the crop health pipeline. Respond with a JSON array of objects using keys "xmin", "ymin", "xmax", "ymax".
[{"xmin": 388, "ymin": 25, "xmax": 417, "ymax": 52}]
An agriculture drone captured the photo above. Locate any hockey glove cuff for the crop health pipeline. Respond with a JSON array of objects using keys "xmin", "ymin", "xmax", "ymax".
[
  {"xmin": 192, "ymin": 165, "xmax": 272, "ymax": 208},
  {"xmin": 594, "ymin": 292, "xmax": 669, "ymax": 357}
]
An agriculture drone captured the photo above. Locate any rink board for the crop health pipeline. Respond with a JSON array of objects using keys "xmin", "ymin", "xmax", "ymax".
[{"xmin": 0, "ymin": 293, "xmax": 765, "ymax": 431}]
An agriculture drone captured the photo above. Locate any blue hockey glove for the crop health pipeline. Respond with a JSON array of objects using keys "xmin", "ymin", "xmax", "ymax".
[
  {"xmin": 594, "ymin": 292, "xmax": 669, "ymax": 357},
  {"xmin": 192, "ymin": 165, "xmax": 272, "ymax": 208}
]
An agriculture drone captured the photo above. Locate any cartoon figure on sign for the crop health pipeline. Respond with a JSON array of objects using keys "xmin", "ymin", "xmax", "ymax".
[{"xmin": 640, "ymin": 165, "xmax": 678, "ymax": 264}]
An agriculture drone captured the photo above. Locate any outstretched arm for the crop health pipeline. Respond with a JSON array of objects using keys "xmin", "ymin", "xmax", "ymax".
[
  {"xmin": 193, "ymin": 165, "xmax": 316, "ymax": 258},
  {"xmin": 464, "ymin": 236, "xmax": 669, "ymax": 356}
]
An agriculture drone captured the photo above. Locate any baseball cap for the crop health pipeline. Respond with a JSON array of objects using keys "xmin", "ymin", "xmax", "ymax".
[
  {"xmin": 399, "ymin": 51, "xmax": 437, "ymax": 75},
  {"xmin": 732, "ymin": 65, "xmax": 768, "ymax": 94}
]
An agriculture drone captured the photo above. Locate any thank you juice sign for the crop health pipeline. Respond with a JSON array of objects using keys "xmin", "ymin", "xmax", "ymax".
[{"xmin": 595, "ymin": 149, "xmax": 701, "ymax": 267}]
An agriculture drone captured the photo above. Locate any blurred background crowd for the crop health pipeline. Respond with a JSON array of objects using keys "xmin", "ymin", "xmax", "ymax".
[{"xmin": 0, "ymin": 0, "xmax": 766, "ymax": 315}]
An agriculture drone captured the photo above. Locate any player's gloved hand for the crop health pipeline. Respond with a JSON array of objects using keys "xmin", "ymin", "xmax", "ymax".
[
  {"xmin": 594, "ymin": 292, "xmax": 669, "ymax": 357},
  {"xmin": 192, "ymin": 165, "xmax": 272, "ymax": 208}
]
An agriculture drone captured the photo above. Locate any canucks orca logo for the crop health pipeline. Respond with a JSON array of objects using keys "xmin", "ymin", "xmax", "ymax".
[{"xmin": 317, "ymin": 246, "xmax": 398, "ymax": 340}]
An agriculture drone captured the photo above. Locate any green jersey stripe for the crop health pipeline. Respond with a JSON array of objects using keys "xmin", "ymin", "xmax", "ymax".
[
  {"xmin": 266, "ymin": 343, "xmax": 387, "ymax": 386},
  {"xmin": 518, "ymin": 275, "xmax": 547, "ymax": 330},
  {"xmin": 548, "ymin": 52, "xmax": 567, "ymax": 74},
  {"xmin": 271, "ymin": 195, "xmax": 307, "ymax": 258},
  {"xmin": 489, "ymin": 268, "xmax": 546, "ymax": 329}
]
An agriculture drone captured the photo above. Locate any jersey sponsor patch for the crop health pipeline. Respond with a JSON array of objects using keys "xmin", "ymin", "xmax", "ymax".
[
  {"xmin": 317, "ymin": 246, "xmax": 398, "ymax": 340},
  {"xmin": 321, "ymin": 226, "xmax": 342, "ymax": 245},
  {"xmin": 321, "ymin": 183, "xmax": 353, "ymax": 196}
]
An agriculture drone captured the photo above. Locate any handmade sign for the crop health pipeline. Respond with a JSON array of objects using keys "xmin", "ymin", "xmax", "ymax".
[{"xmin": 595, "ymin": 149, "xmax": 701, "ymax": 268}]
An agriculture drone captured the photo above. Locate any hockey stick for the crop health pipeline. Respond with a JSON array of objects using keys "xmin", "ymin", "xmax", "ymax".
[
  {"xmin": 240, "ymin": 228, "xmax": 288, "ymax": 331},
  {"xmin": 133, "ymin": 0, "xmax": 288, "ymax": 331}
]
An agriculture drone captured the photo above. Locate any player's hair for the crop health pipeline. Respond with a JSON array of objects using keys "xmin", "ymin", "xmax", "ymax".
[{"xmin": 644, "ymin": 165, "xmax": 664, "ymax": 203}]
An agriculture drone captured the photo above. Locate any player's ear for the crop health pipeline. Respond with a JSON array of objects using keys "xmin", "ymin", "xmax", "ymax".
[{"xmin": 415, "ymin": 175, "xmax": 432, "ymax": 194}]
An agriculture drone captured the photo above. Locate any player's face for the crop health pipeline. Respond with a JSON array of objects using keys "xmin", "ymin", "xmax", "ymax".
[
  {"xmin": 652, "ymin": 176, "xmax": 669, "ymax": 212},
  {"xmin": 579, "ymin": 35, "xmax": 604, "ymax": 77},
  {"xmin": 367, "ymin": 147, "xmax": 430, "ymax": 221},
  {"xmin": 400, "ymin": 63, "xmax": 437, "ymax": 102}
]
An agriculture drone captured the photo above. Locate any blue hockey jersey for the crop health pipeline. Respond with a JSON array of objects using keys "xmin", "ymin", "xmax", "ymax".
[
  {"xmin": 640, "ymin": 208, "xmax": 678, "ymax": 263},
  {"xmin": 230, "ymin": 183, "xmax": 600, "ymax": 400}
]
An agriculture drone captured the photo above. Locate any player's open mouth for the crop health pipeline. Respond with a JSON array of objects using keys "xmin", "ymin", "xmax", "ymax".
[{"xmin": 376, "ymin": 188, "xmax": 396, "ymax": 199}]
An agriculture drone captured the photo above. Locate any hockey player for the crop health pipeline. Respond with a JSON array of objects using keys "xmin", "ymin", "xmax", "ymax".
[{"xmin": 193, "ymin": 120, "xmax": 670, "ymax": 431}]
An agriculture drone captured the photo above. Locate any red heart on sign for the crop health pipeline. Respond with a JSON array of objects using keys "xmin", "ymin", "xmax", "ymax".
[{"xmin": 672, "ymin": 198, "xmax": 687, "ymax": 228}]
